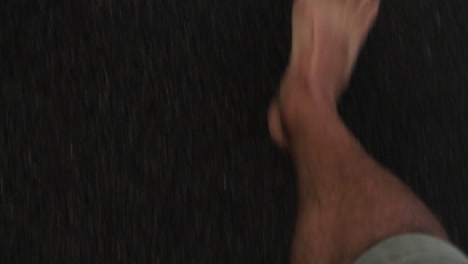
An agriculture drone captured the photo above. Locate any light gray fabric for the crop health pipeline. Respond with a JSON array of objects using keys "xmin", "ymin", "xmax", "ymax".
[{"xmin": 355, "ymin": 234, "xmax": 468, "ymax": 264}]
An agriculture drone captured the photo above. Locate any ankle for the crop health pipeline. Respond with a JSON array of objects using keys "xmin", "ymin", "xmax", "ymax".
[{"xmin": 278, "ymin": 69, "xmax": 339, "ymax": 132}]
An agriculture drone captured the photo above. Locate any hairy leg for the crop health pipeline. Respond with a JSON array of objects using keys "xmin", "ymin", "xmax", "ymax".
[{"xmin": 287, "ymin": 98, "xmax": 447, "ymax": 263}]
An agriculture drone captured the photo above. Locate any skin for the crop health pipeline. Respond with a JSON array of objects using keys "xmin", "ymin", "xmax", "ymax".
[{"xmin": 268, "ymin": 0, "xmax": 448, "ymax": 263}]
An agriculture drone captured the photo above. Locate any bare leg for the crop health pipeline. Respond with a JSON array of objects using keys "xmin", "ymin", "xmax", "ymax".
[{"xmin": 268, "ymin": 0, "xmax": 447, "ymax": 263}]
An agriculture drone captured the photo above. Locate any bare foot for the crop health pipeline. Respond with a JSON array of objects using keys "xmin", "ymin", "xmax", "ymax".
[
  {"xmin": 290, "ymin": 0, "xmax": 380, "ymax": 88},
  {"xmin": 269, "ymin": 0, "xmax": 380, "ymax": 149}
]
